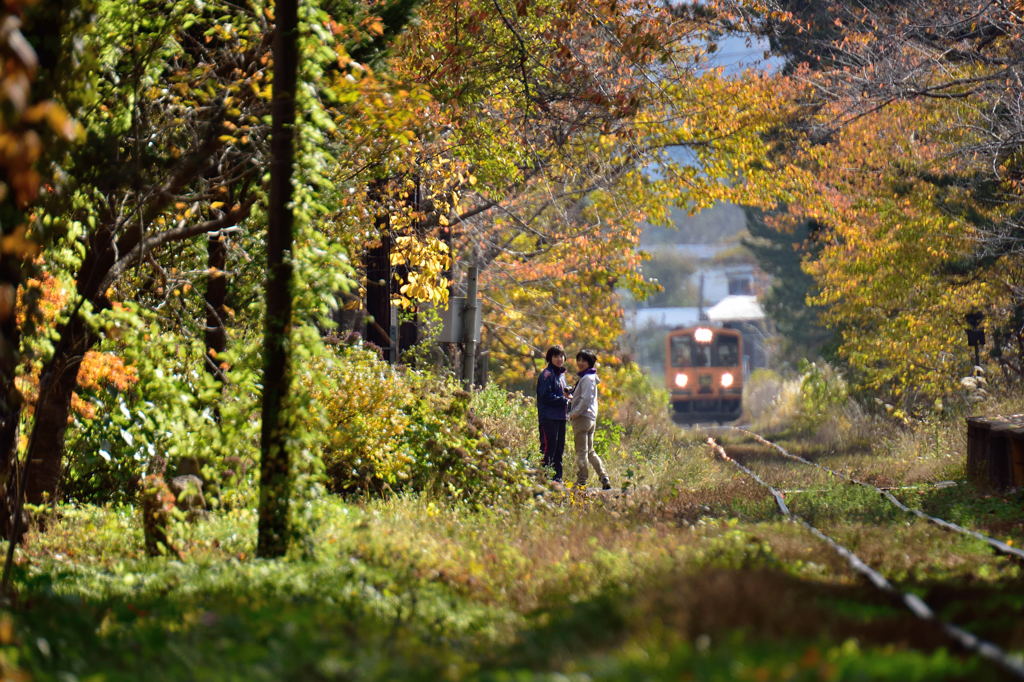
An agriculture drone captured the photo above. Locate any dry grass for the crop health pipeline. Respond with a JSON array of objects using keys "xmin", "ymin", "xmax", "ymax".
[{"xmin": 12, "ymin": 386, "xmax": 1024, "ymax": 681}]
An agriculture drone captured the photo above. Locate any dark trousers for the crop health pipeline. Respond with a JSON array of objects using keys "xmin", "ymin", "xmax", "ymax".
[{"xmin": 539, "ymin": 418, "xmax": 566, "ymax": 481}]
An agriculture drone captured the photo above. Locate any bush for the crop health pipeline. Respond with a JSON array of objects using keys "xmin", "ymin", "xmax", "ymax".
[
  {"xmin": 300, "ymin": 344, "xmax": 536, "ymax": 505},
  {"xmin": 796, "ymin": 360, "xmax": 849, "ymax": 428},
  {"xmin": 750, "ymin": 361, "xmax": 866, "ymax": 444},
  {"xmin": 401, "ymin": 379, "xmax": 535, "ymax": 505},
  {"xmin": 606, "ymin": 362, "xmax": 669, "ymax": 425},
  {"xmin": 301, "ymin": 345, "xmax": 414, "ymax": 494},
  {"xmin": 61, "ymin": 311, "xmax": 264, "ymax": 511},
  {"xmin": 743, "ymin": 368, "xmax": 783, "ymax": 424},
  {"xmin": 469, "ymin": 383, "xmax": 536, "ymax": 461}
]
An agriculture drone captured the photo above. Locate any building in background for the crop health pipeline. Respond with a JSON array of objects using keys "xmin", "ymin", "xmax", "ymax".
[
  {"xmin": 624, "ymin": 206, "xmax": 774, "ymax": 377},
  {"xmin": 707, "ymin": 295, "xmax": 770, "ymax": 374}
]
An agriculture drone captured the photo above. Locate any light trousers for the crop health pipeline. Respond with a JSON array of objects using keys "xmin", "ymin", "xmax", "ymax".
[{"xmin": 571, "ymin": 416, "xmax": 607, "ymax": 485}]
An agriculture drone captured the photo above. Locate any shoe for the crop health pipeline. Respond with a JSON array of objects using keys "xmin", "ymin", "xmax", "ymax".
[{"xmin": 601, "ymin": 478, "xmax": 612, "ymax": 491}]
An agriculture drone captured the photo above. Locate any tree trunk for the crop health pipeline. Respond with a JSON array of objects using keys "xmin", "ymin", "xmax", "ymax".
[
  {"xmin": 364, "ymin": 180, "xmax": 393, "ymax": 362},
  {"xmin": 24, "ymin": 313, "xmax": 96, "ymax": 505},
  {"xmin": 394, "ymin": 177, "xmax": 420, "ymax": 361},
  {"xmin": 364, "ymin": 233, "xmax": 392, "ymax": 359},
  {"xmin": 0, "ymin": 259, "xmax": 24, "ymax": 537},
  {"xmin": 205, "ymin": 230, "xmax": 228, "ymax": 385},
  {"xmin": 18, "ymin": 219, "xmax": 120, "ymax": 509},
  {"xmin": 257, "ymin": 0, "xmax": 299, "ymax": 559}
]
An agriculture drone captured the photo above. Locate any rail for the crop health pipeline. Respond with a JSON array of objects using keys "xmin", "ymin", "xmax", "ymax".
[
  {"xmin": 730, "ymin": 427, "xmax": 1024, "ymax": 562},
  {"xmin": 706, "ymin": 437, "xmax": 1024, "ymax": 679}
]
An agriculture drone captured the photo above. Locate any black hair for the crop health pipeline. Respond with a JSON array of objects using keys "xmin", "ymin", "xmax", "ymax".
[
  {"xmin": 576, "ymin": 349, "xmax": 597, "ymax": 368},
  {"xmin": 545, "ymin": 346, "xmax": 566, "ymax": 363}
]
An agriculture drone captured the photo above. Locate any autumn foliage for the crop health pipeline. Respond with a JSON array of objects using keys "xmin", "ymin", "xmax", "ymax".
[
  {"xmin": 15, "ymin": 275, "xmax": 139, "ymax": 423},
  {"xmin": 727, "ymin": 0, "xmax": 1024, "ymax": 412}
]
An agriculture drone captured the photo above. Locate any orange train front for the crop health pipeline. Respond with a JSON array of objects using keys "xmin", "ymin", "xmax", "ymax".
[{"xmin": 665, "ymin": 325, "xmax": 743, "ymax": 424}]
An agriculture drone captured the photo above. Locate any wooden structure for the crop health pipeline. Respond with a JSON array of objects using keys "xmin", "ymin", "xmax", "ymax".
[{"xmin": 966, "ymin": 415, "xmax": 1024, "ymax": 490}]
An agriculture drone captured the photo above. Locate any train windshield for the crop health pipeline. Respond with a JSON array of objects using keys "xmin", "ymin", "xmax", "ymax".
[
  {"xmin": 671, "ymin": 333, "xmax": 739, "ymax": 367},
  {"xmin": 716, "ymin": 335, "xmax": 739, "ymax": 366}
]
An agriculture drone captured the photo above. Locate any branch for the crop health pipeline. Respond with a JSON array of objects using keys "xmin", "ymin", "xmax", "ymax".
[{"xmin": 97, "ymin": 201, "xmax": 254, "ymax": 295}]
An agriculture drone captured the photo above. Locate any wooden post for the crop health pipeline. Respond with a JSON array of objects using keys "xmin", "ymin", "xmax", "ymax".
[
  {"xmin": 364, "ymin": 177, "xmax": 394, "ymax": 362},
  {"xmin": 364, "ymin": 228, "xmax": 394, "ymax": 362},
  {"xmin": 966, "ymin": 415, "xmax": 1024, "ymax": 490},
  {"xmin": 205, "ymin": 229, "xmax": 228, "ymax": 386}
]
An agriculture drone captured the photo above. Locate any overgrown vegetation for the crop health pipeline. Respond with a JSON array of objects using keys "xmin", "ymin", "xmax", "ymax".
[
  {"xmin": 4, "ymin": 374, "xmax": 1024, "ymax": 680},
  {"xmin": 0, "ymin": 0, "xmax": 1023, "ymax": 679}
]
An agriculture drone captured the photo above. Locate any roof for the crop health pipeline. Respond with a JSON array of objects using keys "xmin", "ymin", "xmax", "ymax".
[
  {"xmin": 628, "ymin": 306, "xmax": 701, "ymax": 329},
  {"xmin": 706, "ymin": 295, "xmax": 765, "ymax": 322}
]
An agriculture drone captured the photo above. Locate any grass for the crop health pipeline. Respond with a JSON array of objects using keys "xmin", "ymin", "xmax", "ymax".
[
  {"xmin": 4, "ymin": 393, "xmax": 1024, "ymax": 680},
  {"xmin": 5, "ymin": 500, "xmax": 1011, "ymax": 681}
]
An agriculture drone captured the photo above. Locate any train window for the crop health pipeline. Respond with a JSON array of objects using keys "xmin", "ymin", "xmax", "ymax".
[
  {"xmin": 671, "ymin": 336, "xmax": 712, "ymax": 367},
  {"xmin": 716, "ymin": 336, "xmax": 739, "ymax": 366},
  {"xmin": 671, "ymin": 332, "xmax": 740, "ymax": 367},
  {"xmin": 693, "ymin": 343, "xmax": 712, "ymax": 367},
  {"xmin": 670, "ymin": 336, "xmax": 695, "ymax": 367}
]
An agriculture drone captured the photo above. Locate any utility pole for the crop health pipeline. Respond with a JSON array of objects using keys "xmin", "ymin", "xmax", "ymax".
[
  {"xmin": 461, "ymin": 263, "xmax": 479, "ymax": 388},
  {"xmin": 698, "ymin": 272, "xmax": 706, "ymax": 321}
]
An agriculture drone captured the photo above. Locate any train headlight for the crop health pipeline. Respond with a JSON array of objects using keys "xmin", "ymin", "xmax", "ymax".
[
  {"xmin": 720, "ymin": 372, "xmax": 734, "ymax": 388},
  {"xmin": 674, "ymin": 373, "xmax": 688, "ymax": 388},
  {"xmin": 694, "ymin": 327, "xmax": 713, "ymax": 343}
]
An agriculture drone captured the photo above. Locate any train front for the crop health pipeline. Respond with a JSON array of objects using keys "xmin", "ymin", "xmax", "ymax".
[{"xmin": 665, "ymin": 326, "xmax": 743, "ymax": 424}]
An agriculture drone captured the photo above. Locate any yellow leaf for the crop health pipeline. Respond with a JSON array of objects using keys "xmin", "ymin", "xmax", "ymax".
[{"xmin": 1, "ymin": 224, "xmax": 41, "ymax": 258}]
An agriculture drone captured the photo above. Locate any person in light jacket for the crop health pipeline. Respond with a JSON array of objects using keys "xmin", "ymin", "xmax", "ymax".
[
  {"xmin": 568, "ymin": 349, "xmax": 611, "ymax": 490},
  {"xmin": 536, "ymin": 345, "xmax": 570, "ymax": 482}
]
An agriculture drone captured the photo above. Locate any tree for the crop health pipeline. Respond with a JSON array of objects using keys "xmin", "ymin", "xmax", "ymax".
[
  {"xmin": 639, "ymin": 252, "xmax": 698, "ymax": 308},
  {"xmin": 257, "ymin": 0, "xmax": 300, "ymax": 558},
  {"xmin": 0, "ymin": 0, "xmax": 79, "ymax": 541},
  {"xmin": 384, "ymin": 0, "xmax": 796, "ymax": 380},
  {"xmin": 4, "ymin": 0, "xmax": 432, "ymax": 518},
  {"xmin": 721, "ymin": 0, "xmax": 1024, "ymax": 409},
  {"xmin": 18, "ymin": 0, "xmax": 266, "ymax": 508},
  {"xmin": 743, "ymin": 208, "xmax": 835, "ymax": 366}
]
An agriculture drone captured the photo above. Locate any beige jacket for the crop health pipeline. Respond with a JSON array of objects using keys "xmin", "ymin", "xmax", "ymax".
[{"xmin": 568, "ymin": 371, "xmax": 599, "ymax": 421}]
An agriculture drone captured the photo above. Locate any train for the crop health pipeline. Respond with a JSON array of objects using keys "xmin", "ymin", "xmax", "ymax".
[{"xmin": 665, "ymin": 325, "xmax": 744, "ymax": 424}]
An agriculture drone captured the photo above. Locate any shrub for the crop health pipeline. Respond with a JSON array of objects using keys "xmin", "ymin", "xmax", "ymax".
[
  {"xmin": 796, "ymin": 360, "xmax": 849, "ymax": 428},
  {"xmin": 469, "ymin": 383, "xmax": 536, "ymax": 461},
  {"xmin": 750, "ymin": 361, "xmax": 861, "ymax": 440},
  {"xmin": 301, "ymin": 344, "xmax": 414, "ymax": 494},
  {"xmin": 743, "ymin": 368, "xmax": 783, "ymax": 424},
  {"xmin": 604, "ymin": 362, "xmax": 669, "ymax": 425},
  {"xmin": 300, "ymin": 344, "xmax": 536, "ymax": 505},
  {"xmin": 61, "ymin": 312, "xmax": 263, "ymax": 511},
  {"xmin": 401, "ymin": 379, "xmax": 535, "ymax": 505}
]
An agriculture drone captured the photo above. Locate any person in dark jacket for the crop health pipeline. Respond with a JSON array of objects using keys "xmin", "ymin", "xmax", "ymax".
[{"xmin": 536, "ymin": 345, "xmax": 570, "ymax": 482}]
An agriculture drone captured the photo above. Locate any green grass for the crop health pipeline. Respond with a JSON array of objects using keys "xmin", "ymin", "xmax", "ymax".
[{"xmin": 5, "ymin": 404, "xmax": 1024, "ymax": 680}]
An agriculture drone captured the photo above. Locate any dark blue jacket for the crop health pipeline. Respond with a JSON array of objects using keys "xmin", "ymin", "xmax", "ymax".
[{"xmin": 536, "ymin": 364, "xmax": 569, "ymax": 421}]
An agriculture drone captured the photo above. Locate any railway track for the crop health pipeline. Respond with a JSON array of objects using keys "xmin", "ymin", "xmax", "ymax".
[
  {"xmin": 705, "ymin": 432, "xmax": 1024, "ymax": 679},
  {"xmin": 728, "ymin": 426, "xmax": 1024, "ymax": 562}
]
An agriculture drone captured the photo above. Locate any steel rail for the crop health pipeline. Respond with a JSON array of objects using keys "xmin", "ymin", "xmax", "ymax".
[
  {"xmin": 731, "ymin": 427, "xmax": 1024, "ymax": 562},
  {"xmin": 706, "ymin": 437, "xmax": 1024, "ymax": 679}
]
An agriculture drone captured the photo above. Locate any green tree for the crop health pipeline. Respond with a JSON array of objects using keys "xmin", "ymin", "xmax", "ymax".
[
  {"xmin": 0, "ymin": 0, "xmax": 80, "ymax": 550},
  {"xmin": 639, "ymin": 252, "xmax": 698, "ymax": 308},
  {"xmin": 257, "ymin": 0, "xmax": 300, "ymax": 558},
  {"xmin": 743, "ymin": 208, "xmax": 835, "ymax": 366}
]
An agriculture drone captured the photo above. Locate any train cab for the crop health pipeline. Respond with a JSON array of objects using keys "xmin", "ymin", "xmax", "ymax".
[{"xmin": 665, "ymin": 325, "xmax": 743, "ymax": 424}]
